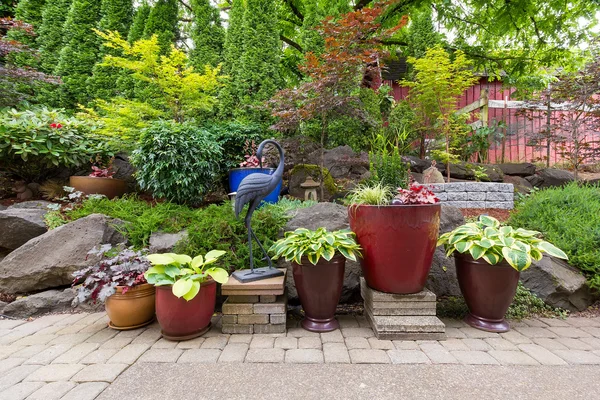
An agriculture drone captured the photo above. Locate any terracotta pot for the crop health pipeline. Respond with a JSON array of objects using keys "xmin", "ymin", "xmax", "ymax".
[
  {"xmin": 69, "ymin": 176, "xmax": 127, "ymax": 199},
  {"xmin": 455, "ymin": 253, "xmax": 520, "ymax": 333},
  {"xmin": 155, "ymin": 279, "xmax": 216, "ymax": 341},
  {"xmin": 292, "ymin": 254, "xmax": 345, "ymax": 332},
  {"xmin": 348, "ymin": 204, "xmax": 441, "ymax": 294},
  {"xmin": 105, "ymin": 283, "xmax": 155, "ymax": 330}
]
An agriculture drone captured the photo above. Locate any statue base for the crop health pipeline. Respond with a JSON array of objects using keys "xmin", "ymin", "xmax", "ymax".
[{"xmin": 232, "ymin": 267, "xmax": 285, "ymax": 283}]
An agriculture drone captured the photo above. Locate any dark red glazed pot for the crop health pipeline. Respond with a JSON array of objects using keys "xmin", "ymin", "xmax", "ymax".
[
  {"xmin": 348, "ymin": 204, "xmax": 441, "ymax": 294},
  {"xmin": 155, "ymin": 279, "xmax": 216, "ymax": 341},
  {"xmin": 455, "ymin": 254, "xmax": 520, "ymax": 333},
  {"xmin": 292, "ymin": 255, "xmax": 345, "ymax": 332}
]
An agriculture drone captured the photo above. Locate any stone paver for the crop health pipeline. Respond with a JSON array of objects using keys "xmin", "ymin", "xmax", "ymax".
[
  {"xmin": 532, "ymin": 337, "xmax": 568, "ymax": 350},
  {"xmin": 24, "ymin": 345, "xmax": 71, "ymax": 365},
  {"xmin": 419, "ymin": 342, "xmax": 458, "ymax": 364},
  {"xmin": 440, "ymin": 339, "xmax": 469, "ymax": 352},
  {"xmin": 138, "ymin": 349, "xmax": 183, "ymax": 363},
  {"xmin": 175, "ymin": 337, "xmax": 205, "ymax": 349},
  {"xmin": 368, "ymin": 338, "xmax": 394, "ymax": 350},
  {"xmin": 323, "ymin": 343, "xmax": 350, "ymax": 364},
  {"xmin": 581, "ymin": 327, "xmax": 600, "ymax": 337},
  {"xmin": 274, "ymin": 337, "xmax": 297, "ymax": 349},
  {"xmin": 0, "ymin": 357, "xmax": 25, "ymax": 373},
  {"xmin": 459, "ymin": 327, "xmax": 499, "ymax": 339},
  {"xmin": 345, "ymin": 337, "xmax": 370, "ymax": 349},
  {"xmin": 80, "ymin": 348, "xmax": 120, "ymax": 364},
  {"xmin": 488, "ymin": 350, "xmax": 539, "ymax": 365},
  {"xmin": 228, "ymin": 334, "xmax": 253, "ymax": 344},
  {"xmin": 285, "ymin": 349, "xmax": 324, "ymax": 363},
  {"xmin": 485, "ymin": 338, "xmax": 518, "ymax": 351},
  {"xmin": 341, "ymin": 328, "xmax": 374, "ymax": 338},
  {"xmin": 0, "ymin": 364, "xmax": 41, "ymax": 391},
  {"xmin": 1, "ymin": 381, "xmax": 44, "ymax": 400},
  {"xmin": 245, "ymin": 348, "xmax": 285, "ymax": 363},
  {"xmin": 249, "ymin": 336, "xmax": 275, "ymax": 349},
  {"xmin": 52, "ymin": 343, "xmax": 99, "ymax": 364},
  {"xmin": 580, "ymin": 337, "xmax": 600, "ymax": 350},
  {"xmin": 107, "ymin": 343, "xmax": 151, "ymax": 364},
  {"xmin": 61, "ymin": 382, "xmax": 109, "ymax": 400},
  {"xmin": 393, "ymin": 340, "xmax": 419, "ymax": 350},
  {"xmin": 72, "ymin": 363, "xmax": 129, "ymax": 383},
  {"xmin": 349, "ymin": 349, "xmax": 390, "ymax": 364},
  {"xmin": 552, "ymin": 349, "xmax": 600, "ymax": 364},
  {"xmin": 451, "ymin": 351, "xmax": 499, "ymax": 365},
  {"xmin": 555, "ymin": 337, "xmax": 593, "ymax": 350},
  {"xmin": 547, "ymin": 327, "xmax": 591, "ymax": 338},
  {"xmin": 518, "ymin": 344, "xmax": 567, "ymax": 366},
  {"xmin": 445, "ymin": 328, "xmax": 466, "ymax": 339},
  {"xmin": 202, "ymin": 336, "xmax": 229, "ymax": 350},
  {"xmin": 287, "ymin": 327, "xmax": 319, "ymax": 338},
  {"xmin": 178, "ymin": 348, "xmax": 222, "ymax": 363},
  {"xmin": 25, "ymin": 364, "xmax": 83, "ymax": 382},
  {"xmin": 26, "ymin": 381, "xmax": 77, "ymax": 400},
  {"xmin": 298, "ymin": 336, "xmax": 321, "ymax": 349},
  {"xmin": 514, "ymin": 327, "xmax": 557, "ymax": 339},
  {"xmin": 320, "ymin": 330, "xmax": 344, "ymax": 343},
  {"xmin": 218, "ymin": 344, "xmax": 248, "ymax": 363},
  {"xmin": 388, "ymin": 350, "xmax": 430, "ymax": 364},
  {"xmin": 461, "ymin": 338, "xmax": 492, "ymax": 351}
]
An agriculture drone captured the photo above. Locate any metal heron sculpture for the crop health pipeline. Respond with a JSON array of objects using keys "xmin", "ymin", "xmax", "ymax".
[{"xmin": 232, "ymin": 139, "xmax": 285, "ymax": 283}]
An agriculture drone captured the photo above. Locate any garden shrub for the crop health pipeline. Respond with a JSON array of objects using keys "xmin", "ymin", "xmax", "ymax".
[
  {"xmin": 131, "ymin": 120, "xmax": 222, "ymax": 205},
  {"xmin": 509, "ymin": 183, "xmax": 600, "ymax": 289},
  {"xmin": 0, "ymin": 107, "xmax": 109, "ymax": 181}
]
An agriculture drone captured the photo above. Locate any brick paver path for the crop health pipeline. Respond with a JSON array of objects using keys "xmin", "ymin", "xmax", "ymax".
[{"xmin": 1, "ymin": 313, "xmax": 600, "ymax": 399}]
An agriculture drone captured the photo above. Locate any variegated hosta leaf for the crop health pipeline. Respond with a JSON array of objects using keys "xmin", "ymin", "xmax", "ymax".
[
  {"xmin": 512, "ymin": 240, "xmax": 531, "ymax": 254},
  {"xmin": 338, "ymin": 247, "xmax": 357, "ymax": 261},
  {"xmin": 474, "ymin": 238, "xmax": 494, "ymax": 248},
  {"xmin": 515, "ymin": 228, "xmax": 540, "ymax": 237},
  {"xmin": 499, "ymin": 226, "xmax": 513, "ymax": 236},
  {"xmin": 448, "ymin": 233, "xmax": 470, "ymax": 245},
  {"xmin": 483, "ymin": 226, "xmax": 499, "ymax": 238},
  {"xmin": 469, "ymin": 245, "xmax": 486, "ymax": 260},
  {"xmin": 500, "ymin": 236, "xmax": 515, "ymax": 247},
  {"xmin": 322, "ymin": 246, "xmax": 336, "ymax": 261},
  {"xmin": 482, "ymin": 252, "xmax": 502, "ymax": 265},
  {"xmin": 479, "ymin": 215, "xmax": 500, "ymax": 228},
  {"xmin": 536, "ymin": 241, "xmax": 569, "ymax": 259},
  {"xmin": 307, "ymin": 252, "xmax": 319, "ymax": 265},
  {"xmin": 454, "ymin": 241, "xmax": 473, "ymax": 253},
  {"xmin": 530, "ymin": 248, "xmax": 544, "ymax": 261},
  {"xmin": 501, "ymin": 247, "xmax": 532, "ymax": 271}
]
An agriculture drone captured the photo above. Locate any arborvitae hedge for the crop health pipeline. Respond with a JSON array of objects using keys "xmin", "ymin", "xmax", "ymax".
[
  {"xmin": 143, "ymin": 0, "xmax": 178, "ymax": 54},
  {"xmin": 37, "ymin": 0, "xmax": 72, "ymax": 73},
  {"xmin": 190, "ymin": 0, "xmax": 224, "ymax": 70},
  {"xmin": 127, "ymin": 1, "xmax": 150, "ymax": 43},
  {"xmin": 219, "ymin": 0, "xmax": 244, "ymax": 117}
]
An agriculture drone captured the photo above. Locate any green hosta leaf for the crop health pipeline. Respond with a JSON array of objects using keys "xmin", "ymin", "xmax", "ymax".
[
  {"xmin": 191, "ymin": 255, "xmax": 204, "ymax": 269},
  {"xmin": 482, "ymin": 252, "xmax": 502, "ymax": 265},
  {"xmin": 205, "ymin": 250, "xmax": 226, "ymax": 260},
  {"xmin": 206, "ymin": 267, "xmax": 229, "ymax": 284},
  {"xmin": 322, "ymin": 246, "xmax": 335, "ymax": 261},
  {"xmin": 537, "ymin": 241, "xmax": 568, "ymax": 260},
  {"xmin": 448, "ymin": 233, "xmax": 469, "ymax": 245},
  {"xmin": 530, "ymin": 248, "xmax": 544, "ymax": 261},
  {"xmin": 147, "ymin": 254, "xmax": 176, "ymax": 266},
  {"xmin": 512, "ymin": 241, "xmax": 531, "ymax": 254},
  {"xmin": 182, "ymin": 281, "xmax": 201, "ymax": 301},
  {"xmin": 515, "ymin": 228, "xmax": 540, "ymax": 237},
  {"xmin": 454, "ymin": 241, "xmax": 473, "ymax": 253},
  {"xmin": 338, "ymin": 247, "xmax": 357, "ymax": 262},
  {"xmin": 469, "ymin": 245, "xmax": 486, "ymax": 260},
  {"xmin": 172, "ymin": 279, "xmax": 193, "ymax": 298},
  {"xmin": 502, "ymin": 248, "xmax": 532, "ymax": 271},
  {"xmin": 483, "ymin": 227, "xmax": 499, "ymax": 238},
  {"xmin": 310, "ymin": 243, "xmax": 320, "ymax": 251},
  {"xmin": 475, "ymin": 238, "xmax": 494, "ymax": 248},
  {"xmin": 325, "ymin": 234, "xmax": 335, "ymax": 246},
  {"xmin": 164, "ymin": 265, "xmax": 181, "ymax": 278},
  {"xmin": 167, "ymin": 254, "xmax": 192, "ymax": 265},
  {"xmin": 446, "ymin": 246, "xmax": 456, "ymax": 257},
  {"xmin": 499, "ymin": 226, "xmax": 513, "ymax": 236},
  {"xmin": 145, "ymin": 265, "xmax": 165, "ymax": 276},
  {"xmin": 500, "ymin": 236, "xmax": 515, "ymax": 247},
  {"xmin": 479, "ymin": 215, "xmax": 500, "ymax": 228},
  {"xmin": 307, "ymin": 252, "xmax": 319, "ymax": 265}
]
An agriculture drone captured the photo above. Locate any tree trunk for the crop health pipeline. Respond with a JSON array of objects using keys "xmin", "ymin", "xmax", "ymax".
[{"xmin": 320, "ymin": 114, "xmax": 327, "ymax": 201}]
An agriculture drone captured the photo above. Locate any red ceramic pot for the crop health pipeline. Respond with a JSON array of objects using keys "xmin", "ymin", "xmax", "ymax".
[
  {"xmin": 155, "ymin": 279, "xmax": 216, "ymax": 341},
  {"xmin": 348, "ymin": 204, "xmax": 441, "ymax": 294},
  {"xmin": 455, "ymin": 254, "xmax": 520, "ymax": 333},
  {"xmin": 292, "ymin": 254, "xmax": 345, "ymax": 332}
]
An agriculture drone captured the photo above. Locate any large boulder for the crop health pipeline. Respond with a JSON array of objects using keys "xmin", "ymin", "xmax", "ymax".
[
  {"xmin": 7, "ymin": 200, "xmax": 53, "ymax": 210},
  {"xmin": 503, "ymin": 175, "xmax": 533, "ymax": 194},
  {"xmin": 537, "ymin": 169, "xmax": 576, "ymax": 188},
  {"xmin": 436, "ymin": 162, "xmax": 504, "ymax": 182},
  {"xmin": 426, "ymin": 206, "xmax": 465, "ymax": 297},
  {"xmin": 0, "ymin": 209, "xmax": 48, "ymax": 250},
  {"xmin": 2, "ymin": 289, "xmax": 75, "ymax": 318},
  {"xmin": 498, "ymin": 163, "xmax": 537, "ymax": 177},
  {"xmin": 112, "ymin": 153, "xmax": 136, "ymax": 190},
  {"xmin": 403, "ymin": 156, "xmax": 432, "ymax": 173},
  {"xmin": 149, "ymin": 230, "xmax": 188, "ymax": 253},
  {"xmin": 520, "ymin": 256, "xmax": 597, "ymax": 312},
  {"xmin": 279, "ymin": 202, "xmax": 361, "ymax": 303},
  {"xmin": 0, "ymin": 214, "xmax": 125, "ymax": 294},
  {"xmin": 307, "ymin": 146, "xmax": 369, "ymax": 180}
]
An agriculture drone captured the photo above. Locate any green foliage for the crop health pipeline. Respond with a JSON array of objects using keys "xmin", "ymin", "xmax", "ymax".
[
  {"xmin": 54, "ymin": 0, "xmax": 102, "ymax": 108},
  {"xmin": 404, "ymin": 7, "xmax": 443, "ymax": 60},
  {"xmin": 130, "ymin": 120, "xmax": 222, "ymax": 205},
  {"xmin": 347, "ymin": 183, "xmax": 394, "ymax": 206},
  {"xmin": 382, "ymin": 100, "xmax": 419, "ymax": 155},
  {"xmin": 438, "ymin": 215, "xmax": 569, "ymax": 272},
  {"xmin": 190, "ymin": 0, "xmax": 224, "ymax": 70},
  {"xmin": 5, "ymin": 0, "xmax": 46, "ymax": 70},
  {"xmin": 219, "ymin": 0, "xmax": 244, "ymax": 116},
  {"xmin": 0, "ymin": 107, "xmax": 109, "ymax": 181},
  {"xmin": 509, "ymin": 183, "xmax": 600, "ymax": 289},
  {"xmin": 369, "ymin": 134, "xmax": 410, "ymax": 190},
  {"xmin": 142, "ymin": 0, "xmax": 178, "ymax": 54},
  {"xmin": 127, "ymin": 1, "xmax": 150, "ymax": 43},
  {"xmin": 201, "ymin": 121, "xmax": 264, "ymax": 172},
  {"xmin": 270, "ymin": 227, "xmax": 361, "ymax": 265},
  {"xmin": 145, "ymin": 251, "xmax": 229, "ymax": 301},
  {"xmin": 36, "ymin": 0, "xmax": 72, "ymax": 74}
]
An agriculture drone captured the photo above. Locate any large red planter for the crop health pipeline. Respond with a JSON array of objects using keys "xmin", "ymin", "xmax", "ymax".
[
  {"xmin": 455, "ymin": 254, "xmax": 520, "ymax": 333},
  {"xmin": 155, "ymin": 279, "xmax": 216, "ymax": 341},
  {"xmin": 348, "ymin": 204, "xmax": 441, "ymax": 294},
  {"xmin": 292, "ymin": 255, "xmax": 346, "ymax": 332}
]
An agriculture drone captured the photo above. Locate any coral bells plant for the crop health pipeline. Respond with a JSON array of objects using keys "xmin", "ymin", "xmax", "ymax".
[
  {"xmin": 393, "ymin": 182, "xmax": 439, "ymax": 205},
  {"xmin": 89, "ymin": 165, "xmax": 115, "ymax": 178},
  {"xmin": 239, "ymin": 140, "xmax": 265, "ymax": 168},
  {"xmin": 72, "ymin": 245, "xmax": 152, "ymax": 304}
]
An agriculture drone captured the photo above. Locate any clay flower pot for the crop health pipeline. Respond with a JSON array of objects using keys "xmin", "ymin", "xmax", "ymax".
[
  {"xmin": 105, "ymin": 283, "xmax": 156, "ymax": 330},
  {"xmin": 348, "ymin": 203, "xmax": 441, "ymax": 294},
  {"xmin": 70, "ymin": 176, "xmax": 127, "ymax": 199},
  {"xmin": 292, "ymin": 255, "xmax": 345, "ymax": 332},
  {"xmin": 155, "ymin": 279, "xmax": 216, "ymax": 341},
  {"xmin": 455, "ymin": 253, "xmax": 520, "ymax": 333}
]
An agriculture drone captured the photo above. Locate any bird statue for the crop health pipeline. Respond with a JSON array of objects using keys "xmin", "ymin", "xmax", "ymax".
[{"xmin": 232, "ymin": 139, "xmax": 285, "ymax": 283}]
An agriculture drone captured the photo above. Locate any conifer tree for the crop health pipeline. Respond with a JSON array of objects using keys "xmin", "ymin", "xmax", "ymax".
[
  {"xmin": 88, "ymin": 0, "xmax": 134, "ymax": 99},
  {"xmin": 219, "ymin": 0, "xmax": 244, "ymax": 116},
  {"xmin": 54, "ymin": 0, "xmax": 102, "ymax": 107},
  {"xmin": 37, "ymin": 0, "xmax": 72, "ymax": 73},
  {"xmin": 190, "ymin": 0, "xmax": 224, "ymax": 70},
  {"xmin": 143, "ymin": 0, "xmax": 178, "ymax": 54},
  {"xmin": 127, "ymin": 1, "xmax": 150, "ymax": 43},
  {"xmin": 6, "ymin": 0, "xmax": 46, "ymax": 67}
]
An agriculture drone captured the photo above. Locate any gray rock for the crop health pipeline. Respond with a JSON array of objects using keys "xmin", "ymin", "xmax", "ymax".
[
  {"xmin": 447, "ymin": 192, "xmax": 467, "ymax": 201},
  {"xmin": 7, "ymin": 200, "xmax": 54, "ymax": 210},
  {"xmin": 280, "ymin": 202, "xmax": 360, "ymax": 303},
  {"xmin": 149, "ymin": 230, "xmax": 188, "ymax": 253},
  {"xmin": 402, "ymin": 156, "xmax": 432, "ymax": 173},
  {"xmin": 0, "ymin": 214, "xmax": 125, "ymax": 294},
  {"xmin": 2, "ymin": 289, "xmax": 74, "ymax": 318},
  {"xmin": 0, "ymin": 300, "xmax": 6, "ymax": 314},
  {"xmin": 436, "ymin": 162, "xmax": 504, "ymax": 182},
  {"xmin": 520, "ymin": 256, "xmax": 598, "ymax": 312},
  {"xmin": 307, "ymin": 146, "xmax": 369, "ymax": 180},
  {"xmin": 537, "ymin": 169, "xmax": 576, "ymax": 188},
  {"xmin": 0, "ymin": 209, "xmax": 48, "ymax": 250},
  {"xmin": 525, "ymin": 174, "xmax": 544, "ymax": 187},
  {"xmin": 439, "ymin": 205, "xmax": 464, "ymax": 235},
  {"xmin": 498, "ymin": 163, "xmax": 537, "ymax": 177},
  {"xmin": 503, "ymin": 175, "xmax": 533, "ymax": 194},
  {"xmin": 0, "ymin": 205, "xmax": 6, "ymax": 211}
]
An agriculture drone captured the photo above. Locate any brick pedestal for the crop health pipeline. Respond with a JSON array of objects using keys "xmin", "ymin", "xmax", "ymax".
[
  {"xmin": 361, "ymin": 278, "xmax": 446, "ymax": 340},
  {"xmin": 221, "ymin": 269, "xmax": 287, "ymax": 334}
]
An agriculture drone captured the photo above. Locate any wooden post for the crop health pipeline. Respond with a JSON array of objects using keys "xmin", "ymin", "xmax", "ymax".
[
  {"xmin": 501, "ymin": 96, "xmax": 507, "ymax": 163},
  {"xmin": 480, "ymin": 89, "xmax": 489, "ymax": 163},
  {"xmin": 546, "ymin": 84, "xmax": 552, "ymax": 167}
]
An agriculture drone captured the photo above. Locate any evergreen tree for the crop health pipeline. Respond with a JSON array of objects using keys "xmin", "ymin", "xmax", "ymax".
[
  {"xmin": 219, "ymin": 0, "xmax": 244, "ymax": 116},
  {"xmin": 54, "ymin": 0, "xmax": 102, "ymax": 108},
  {"xmin": 88, "ymin": 0, "xmax": 134, "ymax": 99},
  {"xmin": 189, "ymin": 0, "xmax": 224, "ymax": 70},
  {"xmin": 143, "ymin": 0, "xmax": 178, "ymax": 54},
  {"xmin": 37, "ymin": 0, "xmax": 72, "ymax": 73},
  {"xmin": 127, "ymin": 1, "xmax": 150, "ymax": 43},
  {"xmin": 237, "ymin": 0, "xmax": 281, "ymax": 121},
  {"xmin": 406, "ymin": 8, "xmax": 442, "ymax": 59},
  {"xmin": 6, "ymin": 0, "xmax": 46, "ymax": 67}
]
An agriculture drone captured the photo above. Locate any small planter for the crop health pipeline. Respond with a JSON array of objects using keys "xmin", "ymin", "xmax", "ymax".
[
  {"xmin": 292, "ymin": 255, "xmax": 346, "ymax": 332},
  {"xmin": 455, "ymin": 253, "xmax": 520, "ymax": 333},
  {"xmin": 105, "ymin": 283, "xmax": 156, "ymax": 330},
  {"xmin": 348, "ymin": 203, "xmax": 441, "ymax": 294},
  {"xmin": 155, "ymin": 279, "xmax": 217, "ymax": 341},
  {"xmin": 228, "ymin": 167, "xmax": 281, "ymax": 204},
  {"xmin": 70, "ymin": 176, "xmax": 127, "ymax": 199}
]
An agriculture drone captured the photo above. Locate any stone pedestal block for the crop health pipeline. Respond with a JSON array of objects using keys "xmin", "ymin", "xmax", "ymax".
[{"xmin": 361, "ymin": 278, "xmax": 446, "ymax": 340}]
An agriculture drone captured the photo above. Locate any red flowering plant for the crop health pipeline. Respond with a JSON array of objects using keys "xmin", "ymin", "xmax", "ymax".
[
  {"xmin": 89, "ymin": 165, "xmax": 115, "ymax": 178},
  {"xmin": 239, "ymin": 140, "xmax": 265, "ymax": 168},
  {"xmin": 49, "ymin": 122, "xmax": 63, "ymax": 129},
  {"xmin": 393, "ymin": 180, "xmax": 439, "ymax": 205}
]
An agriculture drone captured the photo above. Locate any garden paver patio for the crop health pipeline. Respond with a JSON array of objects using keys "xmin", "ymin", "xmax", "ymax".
[{"xmin": 1, "ymin": 313, "xmax": 600, "ymax": 398}]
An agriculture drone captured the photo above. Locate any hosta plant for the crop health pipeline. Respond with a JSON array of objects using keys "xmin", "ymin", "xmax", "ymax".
[
  {"xmin": 437, "ymin": 215, "xmax": 568, "ymax": 271},
  {"xmin": 72, "ymin": 245, "xmax": 151, "ymax": 304},
  {"xmin": 269, "ymin": 228, "xmax": 362, "ymax": 265},
  {"xmin": 145, "ymin": 251, "xmax": 229, "ymax": 301}
]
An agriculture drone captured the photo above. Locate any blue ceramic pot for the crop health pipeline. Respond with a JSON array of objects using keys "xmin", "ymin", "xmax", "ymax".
[{"xmin": 228, "ymin": 168, "xmax": 281, "ymax": 204}]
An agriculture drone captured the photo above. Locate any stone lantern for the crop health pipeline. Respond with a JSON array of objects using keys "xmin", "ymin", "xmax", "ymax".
[{"xmin": 300, "ymin": 176, "xmax": 320, "ymax": 201}]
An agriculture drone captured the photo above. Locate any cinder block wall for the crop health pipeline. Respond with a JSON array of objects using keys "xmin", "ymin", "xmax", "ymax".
[{"xmin": 425, "ymin": 183, "xmax": 514, "ymax": 209}]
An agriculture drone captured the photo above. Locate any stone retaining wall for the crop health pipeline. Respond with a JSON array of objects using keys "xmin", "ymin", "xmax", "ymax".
[{"xmin": 425, "ymin": 182, "xmax": 514, "ymax": 209}]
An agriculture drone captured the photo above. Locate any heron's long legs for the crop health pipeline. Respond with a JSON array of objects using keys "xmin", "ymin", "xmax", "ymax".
[
  {"xmin": 246, "ymin": 220, "xmax": 254, "ymax": 272},
  {"xmin": 250, "ymin": 227, "xmax": 273, "ymax": 268}
]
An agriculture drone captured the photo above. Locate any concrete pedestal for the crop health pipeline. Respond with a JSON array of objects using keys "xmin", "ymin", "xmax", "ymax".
[{"xmin": 361, "ymin": 278, "xmax": 446, "ymax": 340}]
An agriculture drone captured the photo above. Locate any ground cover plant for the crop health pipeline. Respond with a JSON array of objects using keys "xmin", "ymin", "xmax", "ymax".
[{"xmin": 509, "ymin": 183, "xmax": 600, "ymax": 289}]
